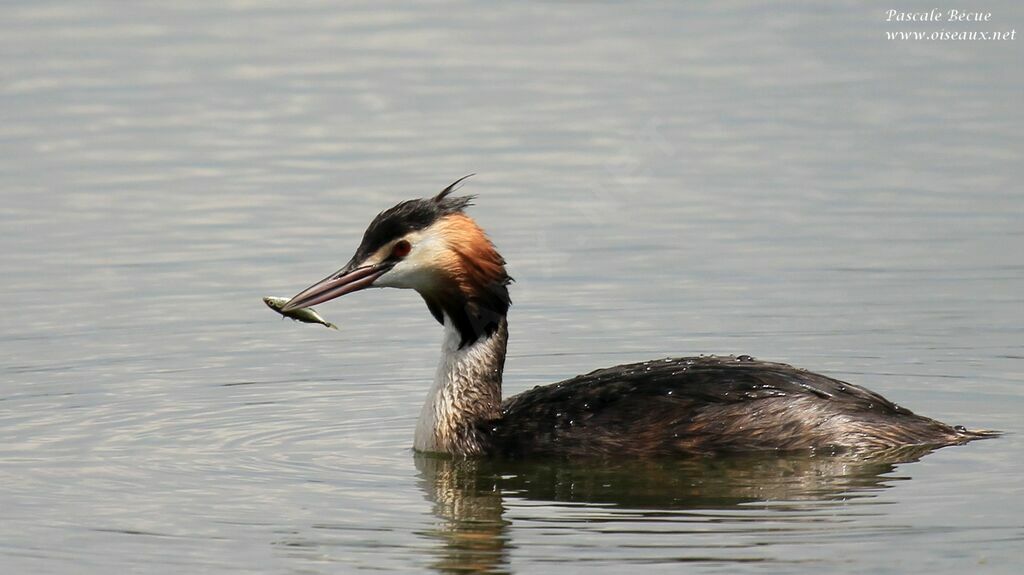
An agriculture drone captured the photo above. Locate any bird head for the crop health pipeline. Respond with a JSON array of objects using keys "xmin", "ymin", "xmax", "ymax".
[{"xmin": 283, "ymin": 176, "xmax": 511, "ymax": 346}]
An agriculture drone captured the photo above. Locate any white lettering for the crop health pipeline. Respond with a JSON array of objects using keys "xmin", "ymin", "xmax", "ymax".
[
  {"xmin": 886, "ymin": 9, "xmax": 945, "ymax": 22},
  {"xmin": 948, "ymin": 10, "xmax": 992, "ymax": 22}
]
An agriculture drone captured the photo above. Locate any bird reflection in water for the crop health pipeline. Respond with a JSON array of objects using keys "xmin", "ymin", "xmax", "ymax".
[{"xmin": 414, "ymin": 446, "xmax": 938, "ymax": 574}]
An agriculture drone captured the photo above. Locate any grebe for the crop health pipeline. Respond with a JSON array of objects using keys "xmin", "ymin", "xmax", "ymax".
[{"xmin": 282, "ymin": 177, "xmax": 994, "ymax": 458}]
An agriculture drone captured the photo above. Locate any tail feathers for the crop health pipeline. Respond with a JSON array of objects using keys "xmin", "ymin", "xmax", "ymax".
[{"xmin": 954, "ymin": 426, "xmax": 1001, "ymax": 441}]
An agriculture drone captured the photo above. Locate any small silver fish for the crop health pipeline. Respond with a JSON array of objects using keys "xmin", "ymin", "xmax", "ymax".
[{"xmin": 263, "ymin": 296, "xmax": 338, "ymax": 329}]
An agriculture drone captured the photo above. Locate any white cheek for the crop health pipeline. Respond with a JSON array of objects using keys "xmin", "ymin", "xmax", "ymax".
[
  {"xmin": 375, "ymin": 234, "xmax": 446, "ymax": 290},
  {"xmin": 376, "ymin": 260, "xmax": 435, "ymax": 289}
]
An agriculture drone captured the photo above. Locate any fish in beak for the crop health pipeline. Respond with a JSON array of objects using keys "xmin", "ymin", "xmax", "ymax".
[{"xmin": 281, "ymin": 261, "xmax": 391, "ymax": 312}]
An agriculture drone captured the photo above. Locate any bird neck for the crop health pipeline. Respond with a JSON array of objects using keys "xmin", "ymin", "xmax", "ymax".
[{"xmin": 414, "ymin": 313, "xmax": 507, "ymax": 456}]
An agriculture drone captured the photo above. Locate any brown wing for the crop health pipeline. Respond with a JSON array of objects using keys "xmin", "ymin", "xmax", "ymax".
[{"xmin": 486, "ymin": 356, "xmax": 959, "ymax": 458}]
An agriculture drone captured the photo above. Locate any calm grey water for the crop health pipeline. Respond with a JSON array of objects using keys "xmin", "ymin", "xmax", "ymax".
[{"xmin": 2, "ymin": 1, "xmax": 1022, "ymax": 573}]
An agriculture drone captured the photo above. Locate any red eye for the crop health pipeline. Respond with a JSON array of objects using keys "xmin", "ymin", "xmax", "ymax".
[{"xmin": 392, "ymin": 240, "xmax": 411, "ymax": 258}]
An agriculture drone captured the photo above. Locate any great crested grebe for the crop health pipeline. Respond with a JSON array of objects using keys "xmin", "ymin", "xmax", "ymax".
[{"xmin": 282, "ymin": 177, "xmax": 994, "ymax": 458}]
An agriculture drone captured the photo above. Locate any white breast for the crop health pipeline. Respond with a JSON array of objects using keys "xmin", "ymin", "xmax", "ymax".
[{"xmin": 414, "ymin": 317, "xmax": 465, "ymax": 452}]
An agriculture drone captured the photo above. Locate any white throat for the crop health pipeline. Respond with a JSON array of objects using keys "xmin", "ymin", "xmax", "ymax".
[{"xmin": 413, "ymin": 314, "xmax": 506, "ymax": 455}]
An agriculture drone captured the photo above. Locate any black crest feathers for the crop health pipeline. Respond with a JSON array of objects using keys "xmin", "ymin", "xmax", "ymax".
[
  {"xmin": 434, "ymin": 173, "xmax": 476, "ymax": 204},
  {"xmin": 352, "ymin": 176, "xmax": 476, "ymax": 263}
]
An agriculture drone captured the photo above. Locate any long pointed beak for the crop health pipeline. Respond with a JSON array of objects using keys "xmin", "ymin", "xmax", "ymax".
[{"xmin": 282, "ymin": 262, "xmax": 389, "ymax": 312}]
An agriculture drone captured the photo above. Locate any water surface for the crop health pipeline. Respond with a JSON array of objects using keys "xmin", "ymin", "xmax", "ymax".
[{"xmin": 1, "ymin": 1, "xmax": 1022, "ymax": 573}]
